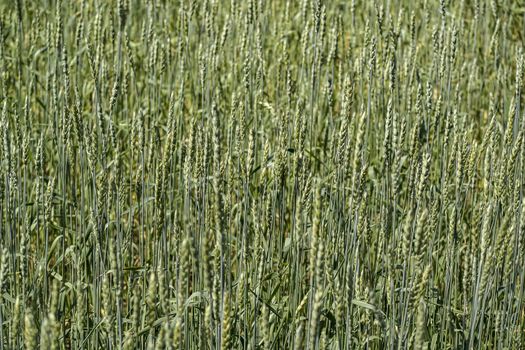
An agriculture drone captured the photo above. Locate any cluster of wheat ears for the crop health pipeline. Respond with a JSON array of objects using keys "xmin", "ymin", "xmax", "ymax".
[{"xmin": 0, "ymin": 0, "xmax": 524, "ymax": 349}]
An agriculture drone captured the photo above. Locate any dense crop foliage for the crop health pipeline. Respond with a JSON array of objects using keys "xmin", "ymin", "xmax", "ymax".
[{"xmin": 0, "ymin": 0, "xmax": 524, "ymax": 348}]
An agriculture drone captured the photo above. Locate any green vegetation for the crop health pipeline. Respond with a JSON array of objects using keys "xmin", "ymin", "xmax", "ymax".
[{"xmin": 0, "ymin": 0, "xmax": 524, "ymax": 348}]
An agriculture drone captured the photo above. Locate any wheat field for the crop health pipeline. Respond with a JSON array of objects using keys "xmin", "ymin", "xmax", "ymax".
[{"xmin": 0, "ymin": 0, "xmax": 524, "ymax": 349}]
